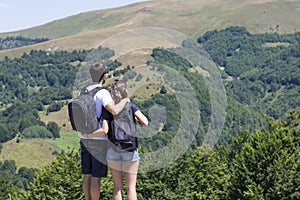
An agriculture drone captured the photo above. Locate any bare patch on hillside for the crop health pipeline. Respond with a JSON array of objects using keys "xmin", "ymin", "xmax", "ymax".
[
  {"xmin": 40, "ymin": 105, "xmax": 73, "ymax": 133},
  {"xmin": 249, "ymin": 0, "xmax": 277, "ymax": 4},
  {"xmin": 117, "ymin": 49, "xmax": 151, "ymax": 67},
  {"xmin": 263, "ymin": 42, "xmax": 291, "ymax": 47}
]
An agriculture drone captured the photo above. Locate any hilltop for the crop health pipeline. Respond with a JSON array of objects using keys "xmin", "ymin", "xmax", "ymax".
[{"xmin": 0, "ymin": 0, "xmax": 299, "ymax": 59}]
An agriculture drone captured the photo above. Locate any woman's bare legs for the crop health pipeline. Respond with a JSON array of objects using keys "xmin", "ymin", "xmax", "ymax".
[
  {"xmin": 108, "ymin": 160, "xmax": 123, "ymax": 200},
  {"xmin": 108, "ymin": 160, "xmax": 139, "ymax": 200},
  {"xmin": 124, "ymin": 161, "xmax": 139, "ymax": 200}
]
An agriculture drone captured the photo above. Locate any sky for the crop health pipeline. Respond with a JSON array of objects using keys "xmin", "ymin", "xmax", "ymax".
[{"xmin": 0, "ymin": 0, "xmax": 147, "ymax": 33}]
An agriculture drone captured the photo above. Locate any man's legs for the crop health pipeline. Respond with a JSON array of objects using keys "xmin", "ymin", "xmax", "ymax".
[
  {"xmin": 91, "ymin": 177, "xmax": 101, "ymax": 200},
  {"xmin": 83, "ymin": 174, "xmax": 92, "ymax": 200},
  {"xmin": 90, "ymin": 140, "xmax": 108, "ymax": 200},
  {"xmin": 81, "ymin": 140, "xmax": 93, "ymax": 200}
]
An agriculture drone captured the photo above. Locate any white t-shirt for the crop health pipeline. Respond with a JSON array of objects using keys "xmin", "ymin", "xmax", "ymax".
[{"xmin": 81, "ymin": 84, "xmax": 113, "ymax": 140}]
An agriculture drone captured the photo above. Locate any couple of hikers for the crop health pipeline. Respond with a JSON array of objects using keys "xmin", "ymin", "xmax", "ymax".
[{"xmin": 79, "ymin": 63, "xmax": 148, "ymax": 200}]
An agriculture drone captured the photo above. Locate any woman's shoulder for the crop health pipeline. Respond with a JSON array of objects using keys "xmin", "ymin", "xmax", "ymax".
[{"xmin": 128, "ymin": 102, "xmax": 139, "ymax": 112}]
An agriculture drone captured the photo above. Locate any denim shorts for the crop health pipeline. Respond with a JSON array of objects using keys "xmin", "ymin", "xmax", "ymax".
[{"xmin": 106, "ymin": 147, "xmax": 140, "ymax": 162}]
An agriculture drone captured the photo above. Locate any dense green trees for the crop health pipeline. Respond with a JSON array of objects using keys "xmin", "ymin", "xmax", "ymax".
[
  {"xmin": 26, "ymin": 150, "xmax": 84, "ymax": 200},
  {"xmin": 3, "ymin": 110, "xmax": 296, "ymax": 199},
  {"xmin": 0, "ymin": 159, "xmax": 36, "ymax": 197},
  {"xmin": 149, "ymin": 47, "xmax": 265, "ymax": 146},
  {"xmin": 0, "ymin": 36, "xmax": 49, "ymax": 50},
  {"xmin": 227, "ymin": 111, "xmax": 300, "ymax": 199},
  {"xmin": 149, "ymin": 48, "xmax": 211, "ymax": 138},
  {"xmin": 186, "ymin": 145, "xmax": 229, "ymax": 200},
  {"xmin": 0, "ymin": 26, "xmax": 299, "ymax": 199},
  {"xmin": 0, "ymin": 47, "xmax": 115, "ymax": 143},
  {"xmin": 198, "ymin": 26, "xmax": 300, "ymax": 119},
  {"xmin": 47, "ymin": 122, "xmax": 60, "ymax": 138},
  {"xmin": 0, "ymin": 178, "xmax": 19, "ymax": 200},
  {"xmin": 21, "ymin": 126, "xmax": 53, "ymax": 139},
  {"xmin": 1, "ymin": 27, "xmax": 298, "ymax": 144}
]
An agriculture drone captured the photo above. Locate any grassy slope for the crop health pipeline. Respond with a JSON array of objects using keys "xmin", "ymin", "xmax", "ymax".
[
  {"xmin": 0, "ymin": 0, "xmax": 300, "ymax": 169},
  {"xmin": 0, "ymin": 138, "xmax": 59, "ymax": 169},
  {"xmin": 0, "ymin": 0, "xmax": 299, "ymax": 59},
  {"xmin": 0, "ymin": 132, "xmax": 79, "ymax": 169}
]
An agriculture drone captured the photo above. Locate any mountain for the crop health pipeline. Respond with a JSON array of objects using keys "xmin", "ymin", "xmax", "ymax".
[
  {"xmin": 0, "ymin": 0, "xmax": 299, "ymax": 171},
  {"xmin": 0, "ymin": 0, "xmax": 299, "ymax": 59}
]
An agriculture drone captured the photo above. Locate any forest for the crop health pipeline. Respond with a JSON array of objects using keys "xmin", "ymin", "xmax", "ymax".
[
  {"xmin": 1, "ymin": 112, "xmax": 299, "ymax": 199},
  {"xmin": 0, "ymin": 26, "xmax": 299, "ymax": 199},
  {"xmin": 0, "ymin": 36, "xmax": 49, "ymax": 51}
]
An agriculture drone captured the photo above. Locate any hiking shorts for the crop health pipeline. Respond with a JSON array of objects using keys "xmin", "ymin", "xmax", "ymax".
[
  {"xmin": 106, "ymin": 147, "xmax": 140, "ymax": 162},
  {"xmin": 80, "ymin": 139, "xmax": 107, "ymax": 178}
]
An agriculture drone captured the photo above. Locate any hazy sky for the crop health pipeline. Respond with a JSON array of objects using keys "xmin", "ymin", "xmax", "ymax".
[{"xmin": 0, "ymin": 0, "xmax": 147, "ymax": 33}]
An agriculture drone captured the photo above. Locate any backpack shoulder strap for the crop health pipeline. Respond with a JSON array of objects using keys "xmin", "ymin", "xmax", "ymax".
[
  {"xmin": 80, "ymin": 86, "xmax": 102, "ymax": 96},
  {"xmin": 128, "ymin": 102, "xmax": 136, "ymax": 121},
  {"xmin": 117, "ymin": 102, "xmax": 136, "ymax": 123},
  {"xmin": 90, "ymin": 86, "xmax": 102, "ymax": 96}
]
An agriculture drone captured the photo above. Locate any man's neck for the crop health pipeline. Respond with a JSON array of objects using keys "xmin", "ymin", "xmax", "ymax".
[{"xmin": 93, "ymin": 82, "xmax": 102, "ymax": 87}]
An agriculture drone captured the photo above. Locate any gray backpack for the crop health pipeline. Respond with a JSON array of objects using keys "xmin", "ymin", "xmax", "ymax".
[
  {"xmin": 108, "ymin": 102, "xmax": 138, "ymax": 152},
  {"xmin": 68, "ymin": 87, "xmax": 102, "ymax": 133}
]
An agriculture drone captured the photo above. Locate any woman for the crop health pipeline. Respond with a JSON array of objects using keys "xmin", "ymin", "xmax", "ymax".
[{"xmin": 101, "ymin": 79, "xmax": 148, "ymax": 200}]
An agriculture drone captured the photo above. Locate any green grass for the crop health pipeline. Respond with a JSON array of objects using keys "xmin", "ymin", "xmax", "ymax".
[
  {"xmin": 0, "ymin": 132, "xmax": 80, "ymax": 169},
  {"xmin": 0, "ymin": 138, "xmax": 58, "ymax": 169},
  {"xmin": 50, "ymin": 132, "xmax": 80, "ymax": 152}
]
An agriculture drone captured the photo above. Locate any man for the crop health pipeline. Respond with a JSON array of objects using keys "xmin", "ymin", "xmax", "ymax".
[{"xmin": 80, "ymin": 63, "xmax": 128, "ymax": 200}]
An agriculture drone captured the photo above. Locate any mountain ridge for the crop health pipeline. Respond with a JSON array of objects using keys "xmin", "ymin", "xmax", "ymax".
[{"xmin": 0, "ymin": 0, "xmax": 299, "ymax": 59}]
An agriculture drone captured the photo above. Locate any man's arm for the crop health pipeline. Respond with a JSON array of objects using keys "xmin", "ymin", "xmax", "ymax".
[
  {"xmin": 81, "ymin": 127, "xmax": 106, "ymax": 138},
  {"xmin": 81, "ymin": 119, "xmax": 109, "ymax": 138},
  {"xmin": 105, "ymin": 97, "xmax": 129, "ymax": 115}
]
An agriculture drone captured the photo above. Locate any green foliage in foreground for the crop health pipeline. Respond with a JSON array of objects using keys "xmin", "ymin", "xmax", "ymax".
[
  {"xmin": 227, "ymin": 111, "xmax": 300, "ymax": 199},
  {"xmin": 26, "ymin": 150, "xmax": 83, "ymax": 200},
  {"xmin": 1, "ymin": 111, "xmax": 298, "ymax": 199}
]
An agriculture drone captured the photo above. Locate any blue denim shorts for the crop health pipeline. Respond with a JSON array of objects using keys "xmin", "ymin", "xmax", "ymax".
[{"xmin": 106, "ymin": 147, "xmax": 140, "ymax": 162}]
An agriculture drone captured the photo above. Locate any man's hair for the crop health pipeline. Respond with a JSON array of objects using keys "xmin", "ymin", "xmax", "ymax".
[
  {"xmin": 109, "ymin": 80, "xmax": 128, "ymax": 104},
  {"xmin": 89, "ymin": 63, "xmax": 107, "ymax": 83}
]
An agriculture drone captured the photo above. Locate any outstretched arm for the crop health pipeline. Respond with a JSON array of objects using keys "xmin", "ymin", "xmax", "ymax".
[{"xmin": 105, "ymin": 98, "xmax": 129, "ymax": 115}]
